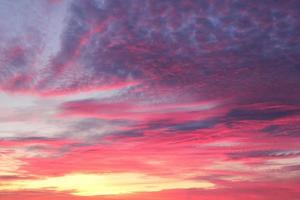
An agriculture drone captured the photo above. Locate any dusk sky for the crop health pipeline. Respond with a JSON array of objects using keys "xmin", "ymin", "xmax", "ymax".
[{"xmin": 0, "ymin": 0, "xmax": 300, "ymax": 199}]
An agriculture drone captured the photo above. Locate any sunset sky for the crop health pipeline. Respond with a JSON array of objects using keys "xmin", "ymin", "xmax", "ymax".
[{"xmin": 0, "ymin": 0, "xmax": 300, "ymax": 200}]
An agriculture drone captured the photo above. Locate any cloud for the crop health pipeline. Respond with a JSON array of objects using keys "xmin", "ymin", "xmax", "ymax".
[
  {"xmin": 261, "ymin": 124, "xmax": 300, "ymax": 137},
  {"xmin": 0, "ymin": 1, "xmax": 300, "ymax": 200},
  {"xmin": 0, "ymin": 0, "xmax": 299, "ymax": 100},
  {"xmin": 227, "ymin": 150, "xmax": 300, "ymax": 160},
  {"xmin": 225, "ymin": 108, "xmax": 300, "ymax": 121},
  {"xmin": 168, "ymin": 118, "xmax": 220, "ymax": 131}
]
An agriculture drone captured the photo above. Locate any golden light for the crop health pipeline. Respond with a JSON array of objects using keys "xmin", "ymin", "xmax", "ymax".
[{"xmin": 0, "ymin": 172, "xmax": 214, "ymax": 196}]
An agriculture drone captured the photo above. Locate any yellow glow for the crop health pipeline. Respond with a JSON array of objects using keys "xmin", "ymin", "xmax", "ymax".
[
  {"xmin": 0, "ymin": 172, "xmax": 214, "ymax": 196},
  {"xmin": 0, "ymin": 149, "xmax": 25, "ymax": 176}
]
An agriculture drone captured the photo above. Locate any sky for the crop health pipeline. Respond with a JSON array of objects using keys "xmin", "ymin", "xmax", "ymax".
[{"xmin": 0, "ymin": 0, "xmax": 300, "ymax": 199}]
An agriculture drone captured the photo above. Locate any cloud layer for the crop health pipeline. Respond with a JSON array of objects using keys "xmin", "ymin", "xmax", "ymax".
[{"xmin": 0, "ymin": 0, "xmax": 300, "ymax": 199}]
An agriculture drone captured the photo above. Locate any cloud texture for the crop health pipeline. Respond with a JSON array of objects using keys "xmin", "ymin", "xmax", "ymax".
[{"xmin": 0, "ymin": 0, "xmax": 300, "ymax": 199}]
